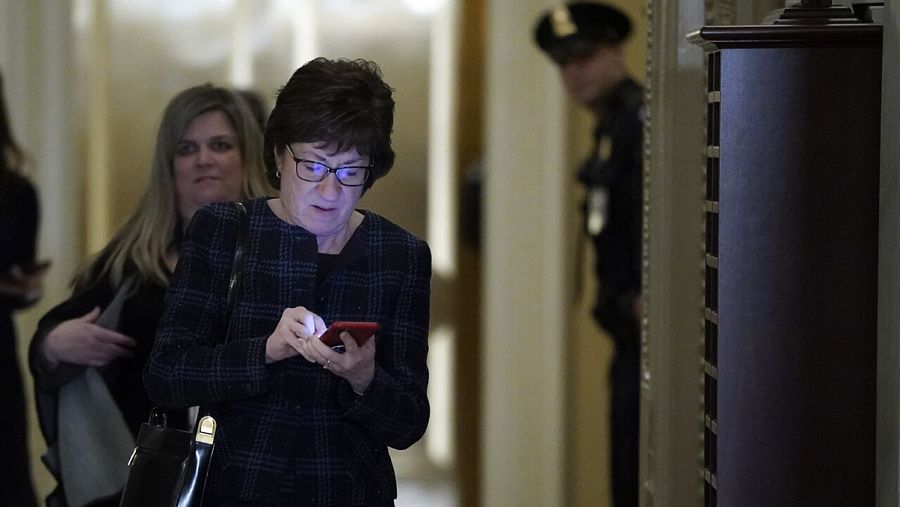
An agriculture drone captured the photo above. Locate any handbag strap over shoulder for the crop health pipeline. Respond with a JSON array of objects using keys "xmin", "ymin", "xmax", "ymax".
[
  {"xmin": 186, "ymin": 201, "xmax": 249, "ymax": 427},
  {"xmin": 223, "ymin": 201, "xmax": 248, "ymax": 345}
]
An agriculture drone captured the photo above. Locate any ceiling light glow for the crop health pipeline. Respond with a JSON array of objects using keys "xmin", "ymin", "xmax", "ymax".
[{"xmin": 403, "ymin": 0, "xmax": 446, "ymax": 16}]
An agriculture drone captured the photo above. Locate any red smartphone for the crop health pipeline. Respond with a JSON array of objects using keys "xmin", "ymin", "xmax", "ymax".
[{"xmin": 319, "ymin": 321, "xmax": 380, "ymax": 352}]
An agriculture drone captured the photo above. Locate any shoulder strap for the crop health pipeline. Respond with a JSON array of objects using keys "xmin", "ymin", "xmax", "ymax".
[
  {"xmin": 223, "ymin": 201, "xmax": 248, "ymax": 345},
  {"xmin": 151, "ymin": 202, "xmax": 249, "ymax": 429}
]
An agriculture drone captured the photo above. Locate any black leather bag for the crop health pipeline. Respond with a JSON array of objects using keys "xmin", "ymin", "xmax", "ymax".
[
  {"xmin": 118, "ymin": 409, "xmax": 216, "ymax": 507},
  {"xmin": 118, "ymin": 202, "xmax": 247, "ymax": 507}
]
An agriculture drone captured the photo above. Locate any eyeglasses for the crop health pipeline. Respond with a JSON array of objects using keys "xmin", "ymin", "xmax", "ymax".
[{"xmin": 285, "ymin": 144, "xmax": 371, "ymax": 187}]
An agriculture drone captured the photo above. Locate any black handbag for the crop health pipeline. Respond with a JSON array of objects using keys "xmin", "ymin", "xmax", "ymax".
[{"xmin": 119, "ymin": 202, "xmax": 248, "ymax": 507}]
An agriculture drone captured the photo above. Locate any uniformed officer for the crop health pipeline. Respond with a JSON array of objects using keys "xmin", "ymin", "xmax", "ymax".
[{"xmin": 534, "ymin": 3, "xmax": 643, "ymax": 507}]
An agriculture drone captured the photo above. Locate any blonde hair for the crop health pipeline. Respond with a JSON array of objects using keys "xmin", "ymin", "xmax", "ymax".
[{"xmin": 73, "ymin": 84, "xmax": 272, "ymax": 291}]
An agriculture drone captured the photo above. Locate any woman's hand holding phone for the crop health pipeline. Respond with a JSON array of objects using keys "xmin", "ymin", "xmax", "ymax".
[
  {"xmin": 319, "ymin": 321, "xmax": 380, "ymax": 353},
  {"xmin": 266, "ymin": 314, "xmax": 378, "ymax": 393},
  {"xmin": 265, "ymin": 306, "xmax": 326, "ymax": 364},
  {"xmin": 317, "ymin": 322, "xmax": 378, "ymax": 394}
]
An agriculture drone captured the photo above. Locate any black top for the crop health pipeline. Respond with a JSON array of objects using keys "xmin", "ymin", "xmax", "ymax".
[
  {"xmin": 577, "ymin": 77, "xmax": 644, "ymax": 345},
  {"xmin": 0, "ymin": 170, "xmax": 39, "ymax": 314},
  {"xmin": 0, "ymin": 169, "xmax": 41, "ymax": 506}
]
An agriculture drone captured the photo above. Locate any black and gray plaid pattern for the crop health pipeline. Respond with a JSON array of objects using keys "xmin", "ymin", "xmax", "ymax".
[{"xmin": 145, "ymin": 198, "xmax": 431, "ymax": 505}]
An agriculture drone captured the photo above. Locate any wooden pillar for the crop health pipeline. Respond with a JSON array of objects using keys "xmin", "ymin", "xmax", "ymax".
[
  {"xmin": 454, "ymin": 0, "xmax": 485, "ymax": 505},
  {"xmin": 694, "ymin": 7, "xmax": 882, "ymax": 505},
  {"xmin": 878, "ymin": 2, "xmax": 900, "ymax": 506}
]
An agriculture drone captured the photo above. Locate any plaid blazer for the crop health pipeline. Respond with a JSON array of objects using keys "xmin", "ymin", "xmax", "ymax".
[{"xmin": 144, "ymin": 198, "xmax": 431, "ymax": 505}]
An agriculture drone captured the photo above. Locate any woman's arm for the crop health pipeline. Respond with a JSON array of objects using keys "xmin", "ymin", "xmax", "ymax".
[
  {"xmin": 144, "ymin": 203, "xmax": 271, "ymax": 408},
  {"xmin": 29, "ymin": 275, "xmax": 120, "ymax": 391},
  {"xmin": 340, "ymin": 239, "xmax": 432, "ymax": 450}
]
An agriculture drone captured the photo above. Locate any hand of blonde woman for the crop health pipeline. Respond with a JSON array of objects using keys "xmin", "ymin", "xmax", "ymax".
[
  {"xmin": 265, "ymin": 306, "xmax": 327, "ymax": 364},
  {"xmin": 42, "ymin": 306, "xmax": 138, "ymax": 368}
]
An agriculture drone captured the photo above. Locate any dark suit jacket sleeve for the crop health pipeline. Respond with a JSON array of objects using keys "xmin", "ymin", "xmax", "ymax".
[
  {"xmin": 339, "ymin": 240, "xmax": 431, "ymax": 450},
  {"xmin": 144, "ymin": 204, "xmax": 270, "ymax": 407}
]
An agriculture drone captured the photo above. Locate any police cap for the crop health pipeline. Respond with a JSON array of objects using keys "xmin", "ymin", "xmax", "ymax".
[{"xmin": 534, "ymin": 2, "xmax": 632, "ymax": 63}]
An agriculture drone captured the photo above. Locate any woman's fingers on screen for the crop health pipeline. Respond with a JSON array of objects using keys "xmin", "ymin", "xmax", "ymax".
[
  {"xmin": 291, "ymin": 333, "xmax": 319, "ymax": 363},
  {"xmin": 286, "ymin": 318, "xmax": 307, "ymax": 341},
  {"xmin": 285, "ymin": 306, "xmax": 327, "ymax": 336},
  {"xmin": 313, "ymin": 315, "xmax": 327, "ymax": 336},
  {"xmin": 340, "ymin": 331, "xmax": 354, "ymax": 350},
  {"xmin": 276, "ymin": 315, "xmax": 319, "ymax": 363},
  {"xmin": 288, "ymin": 306, "xmax": 316, "ymax": 335}
]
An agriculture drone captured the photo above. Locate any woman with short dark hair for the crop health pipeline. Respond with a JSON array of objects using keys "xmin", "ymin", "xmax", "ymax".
[{"xmin": 145, "ymin": 57, "xmax": 432, "ymax": 506}]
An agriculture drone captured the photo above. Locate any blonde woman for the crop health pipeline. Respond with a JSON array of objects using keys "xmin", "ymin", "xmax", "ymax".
[{"xmin": 29, "ymin": 84, "xmax": 271, "ymax": 507}]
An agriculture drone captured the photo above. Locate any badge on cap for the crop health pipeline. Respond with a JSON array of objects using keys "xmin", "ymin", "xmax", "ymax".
[{"xmin": 550, "ymin": 6, "xmax": 578, "ymax": 38}]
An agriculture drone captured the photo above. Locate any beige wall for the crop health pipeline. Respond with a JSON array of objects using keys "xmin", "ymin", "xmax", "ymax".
[
  {"xmin": 2, "ymin": 0, "xmax": 79, "ymax": 498},
  {"xmin": 84, "ymin": 2, "xmax": 431, "ymax": 245}
]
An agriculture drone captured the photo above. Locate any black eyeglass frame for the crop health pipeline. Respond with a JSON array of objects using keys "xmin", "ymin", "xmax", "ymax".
[{"xmin": 285, "ymin": 144, "xmax": 372, "ymax": 187}]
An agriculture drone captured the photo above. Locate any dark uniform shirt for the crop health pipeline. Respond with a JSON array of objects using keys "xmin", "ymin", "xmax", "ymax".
[{"xmin": 577, "ymin": 77, "xmax": 643, "ymax": 347}]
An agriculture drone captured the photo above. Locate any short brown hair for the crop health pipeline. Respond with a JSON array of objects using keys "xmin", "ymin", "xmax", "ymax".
[{"xmin": 263, "ymin": 58, "xmax": 395, "ymax": 191}]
